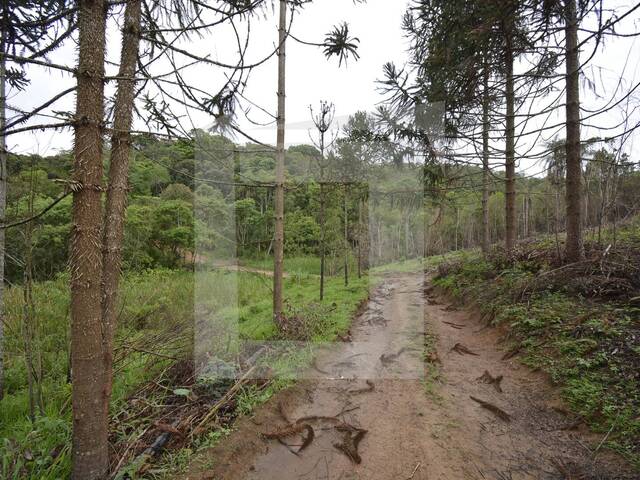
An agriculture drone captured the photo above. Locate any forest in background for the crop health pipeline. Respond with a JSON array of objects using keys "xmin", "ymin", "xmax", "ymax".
[{"xmin": 4, "ymin": 127, "xmax": 638, "ymax": 284}]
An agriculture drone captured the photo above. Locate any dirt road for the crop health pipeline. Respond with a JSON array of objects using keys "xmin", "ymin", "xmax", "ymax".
[{"xmin": 183, "ymin": 273, "xmax": 633, "ymax": 480}]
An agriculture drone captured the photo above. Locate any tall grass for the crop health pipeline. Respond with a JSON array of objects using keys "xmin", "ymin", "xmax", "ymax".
[
  {"xmin": 1, "ymin": 269, "xmax": 195, "ymax": 479},
  {"xmin": 1, "ymin": 265, "xmax": 372, "ymax": 478}
]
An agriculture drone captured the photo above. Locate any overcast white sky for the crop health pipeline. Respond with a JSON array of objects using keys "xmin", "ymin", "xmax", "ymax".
[{"xmin": 6, "ymin": 0, "xmax": 640, "ymax": 176}]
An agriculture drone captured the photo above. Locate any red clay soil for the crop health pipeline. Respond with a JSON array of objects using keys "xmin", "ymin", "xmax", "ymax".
[{"xmin": 179, "ymin": 272, "xmax": 635, "ymax": 480}]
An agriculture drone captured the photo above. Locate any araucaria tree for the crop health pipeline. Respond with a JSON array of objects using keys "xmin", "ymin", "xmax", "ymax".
[
  {"xmin": 70, "ymin": 1, "xmax": 109, "ymax": 477},
  {"xmin": 309, "ymin": 100, "xmax": 336, "ymax": 300},
  {"xmin": 269, "ymin": 0, "xmax": 360, "ymax": 318}
]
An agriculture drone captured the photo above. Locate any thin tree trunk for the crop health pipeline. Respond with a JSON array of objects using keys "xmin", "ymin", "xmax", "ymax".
[
  {"xmin": 564, "ymin": 0, "xmax": 583, "ymax": 262},
  {"xmin": 504, "ymin": 24, "xmax": 517, "ymax": 255},
  {"xmin": 273, "ymin": 0, "xmax": 286, "ymax": 319},
  {"xmin": 23, "ymin": 183, "xmax": 36, "ymax": 421},
  {"xmin": 22, "ymin": 172, "xmax": 43, "ymax": 420},
  {"xmin": 0, "ymin": 18, "xmax": 7, "ymax": 401},
  {"xmin": 454, "ymin": 206, "xmax": 459, "ymax": 251},
  {"xmin": 101, "ymin": 0, "xmax": 142, "ymax": 415},
  {"xmin": 357, "ymin": 196, "xmax": 362, "ymax": 279},
  {"xmin": 343, "ymin": 186, "xmax": 349, "ymax": 287},
  {"xmin": 319, "ymin": 182, "xmax": 325, "ymax": 300},
  {"xmin": 481, "ymin": 58, "xmax": 490, "ymax": 255},
  {"xmin": 70, "ymin": 0, "xmax": 108, "ymax": 478},
  {"xmin": 555, "ymin": 185, "xmax": 562, "ymax": 260}
]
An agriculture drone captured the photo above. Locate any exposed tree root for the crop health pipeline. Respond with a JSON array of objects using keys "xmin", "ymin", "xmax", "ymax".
[
  {"xmin": 476, "ymin": 370, "xmax": 503, "ymax": 393},
  {"xmin": 312, "ymin": 358, "xmax": 330, "ymax": 374},
  {"xmin": 348, "ymin": 380, "xmax": 375, "ymax": 394},
  {"xmin": 501, "ymin": 346, "xmax": 521, "ymax": 360},
  {"xmin": 442, "ymin": 321, "xmax": 465, "ymax": 329},
  {"xmin": 262, "ymin": 423, "xmax": 315, "ymax": 453},
  {"xmin": 380, "ymin": 347, "xmax": 410, "ymax": 365},
  {"xmin": 469, "ymin": 396, "xmax": 511, "ymax": 422},
  {"xmin": 450, "ymin": 343, "xmax": 479, "ymax": 356},
  {"xmin": 333, "ymin": 427, "xmax": 367, "ymax": 464}
]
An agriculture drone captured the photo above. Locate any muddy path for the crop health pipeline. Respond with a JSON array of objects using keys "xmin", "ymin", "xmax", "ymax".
[{"xmin": 182, "ymin": 272, "xmax": 634, "ymax": 480}]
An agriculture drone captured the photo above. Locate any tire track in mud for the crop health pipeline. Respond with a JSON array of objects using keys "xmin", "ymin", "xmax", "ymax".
[{"xmin": 182, "ymin": 272, "xmax": 634, "ymax": 480}]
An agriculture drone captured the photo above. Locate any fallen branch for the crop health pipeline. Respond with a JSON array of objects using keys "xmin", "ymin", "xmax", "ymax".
[
  {"xmin": 191, "ymin": 365, "xmax": 258, "ymax": 437},
  {"xmin": 114, "ymin": 421, "xmax": 177, "ymax": 480}
]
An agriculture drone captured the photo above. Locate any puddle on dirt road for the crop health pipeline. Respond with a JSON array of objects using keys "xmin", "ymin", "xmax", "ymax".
[
  {"xmin": 247, "ymin": 274, "xmax": 431, "ymax": 480},
  {"xmin": 188, "ymin": 273, "xmax": 635, "ymax": 480}
]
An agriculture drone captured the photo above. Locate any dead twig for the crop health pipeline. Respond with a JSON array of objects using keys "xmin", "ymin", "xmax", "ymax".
[
  {"xmin": 405, "ymin": 462, "xmax": 422, "ymax": 479},
  {"xmin": 191, "ymin": 365, "xmax": 258, "ymax": 437}
]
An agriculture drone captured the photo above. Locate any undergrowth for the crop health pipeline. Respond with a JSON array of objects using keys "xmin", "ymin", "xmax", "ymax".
[
  {"xmin": 1, "ymin": 265, "xmax": 371, "ymax": 479},
  {"xmin": 433, "ymin": 224, "xmax": 640, "ymax": 468}
]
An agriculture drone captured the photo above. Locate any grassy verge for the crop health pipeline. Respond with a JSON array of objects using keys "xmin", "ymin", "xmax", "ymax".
[
  {"xmin": 1, "ymin": 265, "xmax": 372, "ymax": 479},
  {"xmin": 239, "ymin": 255, "xmax": 320, "ymax": 275},
  {"xmin": 1, "ymin": 269, "xmax": 196, "ymax": 479},
  {"xmin": 432, "ymin": 225, "xmax": 640, "ymax": 467},
  {"xmin": 147, "ymin": 271, "xmax": 372, "ymax": 479}
]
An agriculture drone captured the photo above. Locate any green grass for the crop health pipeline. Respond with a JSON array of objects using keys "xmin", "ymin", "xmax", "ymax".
[
  {"xmin": 1, "ymin": 269, "xmax": 198, "ymax": 479},
  {"xmin": 1, "ymin": 263, "xmax": 373, "ymax": 479},
  {"xmin": 239, "ymin": 253, "xmax": 363, "ymax": 278},
  {"xmin": 370, "ymin": 251, "xmax": 470, "ymax": 276},
  {"xmin": 239, "ymin": 255, "xmax": 320, "ymax": 275}
]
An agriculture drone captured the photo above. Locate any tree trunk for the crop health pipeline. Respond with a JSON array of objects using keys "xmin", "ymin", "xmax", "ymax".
[
  {"xmin": 564, "ymin": 0, "xmax": 583, "ymax": 262},
  {"xmin": 454, "ymin": 206, "xmax": 459, "ymax": 251},
  {"xmin": 554, "ymin": 184, "xmax": 562, "ymax": 260},
  {"xmin": 319, "ymin": 182, "xmax": 325, "ymax": 300},
  {"xmin": 22, "ymin": 174, "xmax": 43, "ymax": 420},
  {"xmin": 504, "ymin": 24, "xmax": 517, "ymax": 255},
  {"xmin": 0, "ymin": 21, "xmax": 7, "ymax": 401},
  {"xmin": 319, "ymin": 147, "xmax": 325, "ymax": 300},
  {"xmin": 357, "ymin": 196, "xmax": 362, "ymax": 279},
  {"xmin": 481, "ymin": 58, "xmax": 490, "ymax": 255},
  {"xmin": 273, "ymin": 0, "xmax": 286, "ymax": 319},
  {"xmin": 70, "ymin": 0, "xmax": 108, "ymax": 478},
  {"xmin": 343, "ymin": 186, "xmax": 349, "ymax": 287},
  {"xmin": 101, "ymin": 0, "xmax": 142, "ymax": 416}
]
